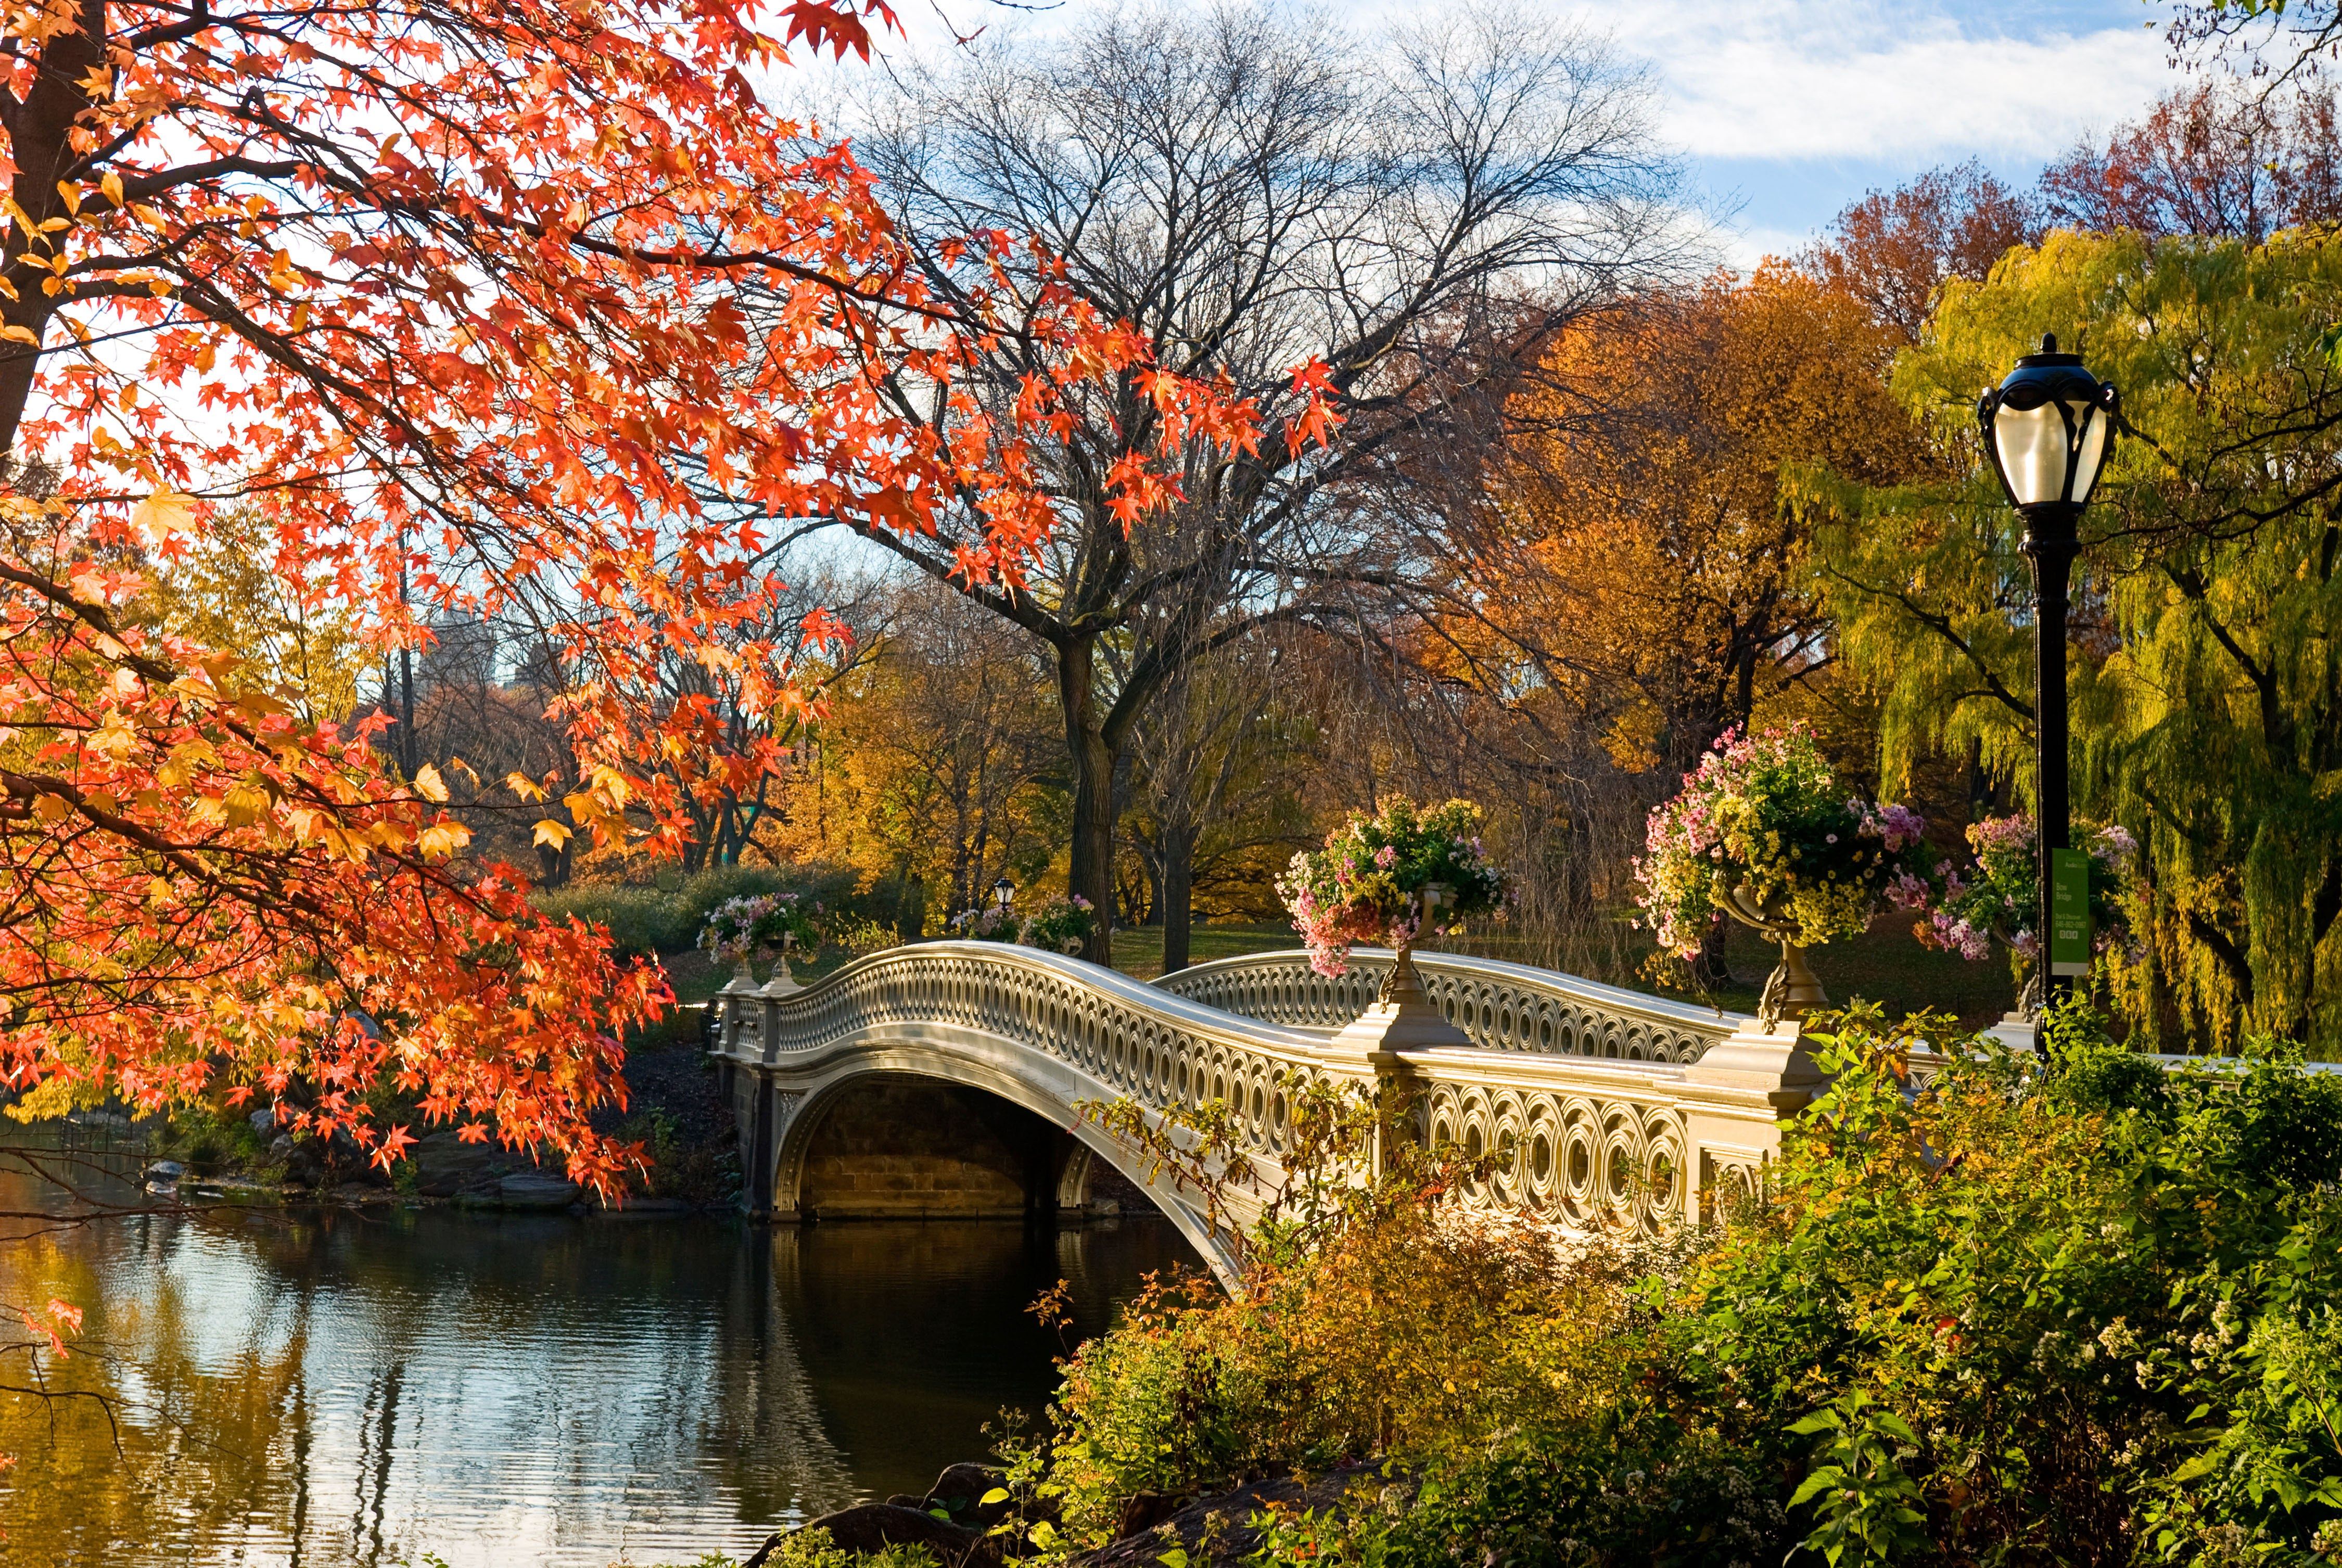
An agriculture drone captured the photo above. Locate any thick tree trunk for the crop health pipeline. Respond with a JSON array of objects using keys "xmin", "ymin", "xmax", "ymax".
[
  {"xmin": 1159, "ymin": 825, "xmax": 1197, "ymax": 976},
  {"xmin": 0, "ymin": 0, "xmax": 104, "ymax": 458},
  {"xmin": 1057, "ymin": 637, "xmax": 1118, "ymax": 966}
]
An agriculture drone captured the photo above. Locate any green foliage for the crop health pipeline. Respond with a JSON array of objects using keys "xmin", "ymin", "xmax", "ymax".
[
  {"xmin": 533, "ymin": 863, "xmax": 856, "ymax": 956},
  {"xmin": 1803, "ymin": 227, "xmax": 2342, "ymax": 1048},
  {"xmin": 1786, "ymin": 1392, "xmax": 1931, "ymax": 1566},
  {"xmin": 1677, "ymin": 999, "xmax": 2342, "ymax": 1565},
  {"xmin": 758, "ymin": 1528, "xmax": 936, "ymax": 1568},
  {"xmin": 149, "ymin": 1102, "xmax": 269, "ymax": 1172},
  {"xmin": 1020, "ymin": 989, "xmax": 2342, "ymax": 1567}
]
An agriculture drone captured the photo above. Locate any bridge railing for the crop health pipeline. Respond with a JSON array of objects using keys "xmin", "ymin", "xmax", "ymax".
[
  {"xmin": 716, "ymin": 942, "xmax": 1802, "ymax": 1242},
  {"xmin": 1157, "ymin": 948, "xmax": 1744, "ymax": 1064}
]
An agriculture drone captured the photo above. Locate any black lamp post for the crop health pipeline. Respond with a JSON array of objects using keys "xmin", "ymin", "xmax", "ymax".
[
  {"xmin": 992, "ymin": 875, "xmax": 1015, "ymax": 912},
  {"xmin": 1977, "ymin": 334, "xmax": 2119, "ymax": 1006}
]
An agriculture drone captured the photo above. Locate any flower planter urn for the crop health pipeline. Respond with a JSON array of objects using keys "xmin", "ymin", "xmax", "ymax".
[{"xmin": 1721, "ymin": 884, "xmax": 1828, "ymax": 1030}]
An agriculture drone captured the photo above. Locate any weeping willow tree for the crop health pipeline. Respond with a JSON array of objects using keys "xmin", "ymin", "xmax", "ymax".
[{"xmin": 1801, "ymin": 228, "xmax": 2342, "ymax": 1048}]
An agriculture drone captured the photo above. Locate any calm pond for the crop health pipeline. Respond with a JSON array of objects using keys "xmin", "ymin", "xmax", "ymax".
[{"xmin": 0, "ymin": 1133, "xmax": 1197, "ymax": 1567}]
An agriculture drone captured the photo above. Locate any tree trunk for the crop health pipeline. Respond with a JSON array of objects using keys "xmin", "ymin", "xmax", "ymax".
[
  {"xmin": 397, "ymin": 643, "xmax": 418, "ymax": 779},
  {"xmin": 0, "ymin": 0, "xmax": 103, "ymax": 458},
  {"xmin": 1159, "ymin": 824, "xmax": 1197, "ymax": 975},
  {"xmin": 1057, "ymin": 636, "xmax": 1118, "ymax": 967}
]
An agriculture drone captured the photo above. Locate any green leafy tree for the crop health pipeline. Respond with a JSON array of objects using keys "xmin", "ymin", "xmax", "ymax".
[{"xmin": 1801, "ymin": 228, "xmax": 2342, "ymax": 1048}]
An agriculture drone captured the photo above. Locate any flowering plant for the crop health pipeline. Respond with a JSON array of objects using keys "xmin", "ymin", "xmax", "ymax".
[
  {"xmin": 948, "ymin": 894, "xmax": 1099, "ymax": 956},
  {"xmin": 949, "ymin": 903, "xmax": 1023, "ymax": 942},
  {"xmin": 1020, "ymin": 895, "xmax": 1099, "ymax": 956},
  {"xmin": 1277, "ymin": 799, "xmax": 1511, "ymax": 977},
  {"xmin": 697, "ymin": 891, "xmax": 823, "ymax": 964},
  {"xmin": 1635, "ymin": 724, "xmax": 1930, "ymax": 958},
  {"xmin": 1911, "ymin": 814, "xmax": 2138, "ymax": 981}
]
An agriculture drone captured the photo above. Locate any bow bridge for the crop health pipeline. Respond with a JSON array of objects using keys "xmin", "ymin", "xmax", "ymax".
[{"xmin": 711, "ymin": 942, "xmax": 1827, "ymax": 1283}]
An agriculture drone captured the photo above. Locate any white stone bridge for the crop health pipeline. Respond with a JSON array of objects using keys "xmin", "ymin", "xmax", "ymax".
[{"xmin": 711, "ymin": 942, "xmax": 1826, "ymax": 1284}]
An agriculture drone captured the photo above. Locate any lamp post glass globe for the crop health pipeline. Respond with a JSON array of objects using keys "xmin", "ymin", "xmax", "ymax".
[
  {"xmin": 1977, "ymin": 333, "xmax": 2119, "ymax": 512},
  {"xmin": 1977, "ymin": 334, "xmax": 2118, "ymax": 1012},
  {"xmin": 992, "ymin": 876, "xmax": 1015, "ymax": 911}
]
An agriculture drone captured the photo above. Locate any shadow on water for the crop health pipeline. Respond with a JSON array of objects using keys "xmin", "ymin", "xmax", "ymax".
[{"xmin": 0, "ymin": 1128, "xmax": 1199, "ymax": 1567}]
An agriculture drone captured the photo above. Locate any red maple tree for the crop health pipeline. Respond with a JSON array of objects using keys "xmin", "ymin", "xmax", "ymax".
[{"xmin": 0, "ymin": 0, "xmax": 1306, "ymax": 1187}]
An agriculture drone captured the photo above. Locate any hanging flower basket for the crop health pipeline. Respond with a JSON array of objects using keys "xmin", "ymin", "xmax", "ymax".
[
  {"xmin": 948, "ymin": 894, "xmax": 1098, "ymax": 955},
  {"xmin": 1907, "ymin": 813, "xmax": 2140, "ymax": 1012}
]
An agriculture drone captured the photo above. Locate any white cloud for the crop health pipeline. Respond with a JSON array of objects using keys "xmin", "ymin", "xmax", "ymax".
[
  {"xmin": 1723, "ymin": 224, "xmax": 1814, "ymax": 269},
  {"xmin": 1590, "ymin": 0, "xmax": 2172, "ymax": 163}
]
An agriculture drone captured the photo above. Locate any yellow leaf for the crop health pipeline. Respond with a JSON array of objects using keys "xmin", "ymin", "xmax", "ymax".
[
  {"xmin": 221, "ymin": 780, "xmax": 272, "ymax": 826},
  {"xmin": 0, "ymin": 324, "xmax": 38, "ymax": 346},
  {"xmin": 99, "ymin": 171, "xmax": 122, "ymax": 208},
  {"xmin": 532, "ymin": 819, "xmax": 572, "ymax": 850},
  {"xmin": 31, "ymin": 792, "xmax": 69, "ymax": 823},
  {"xmin": 417, "ymin": 821, "xmax": 471, "ymax": 858},
  {"xmin": 505, "ymin": 770, "xmax": 547, "ymax": 802},
  {"xmin": 131, "ymin": 489, "xmax": 197, "ymax": 544},
  {"xmin": 412, "ymin": 762, "xmax": 448, "ymax": 802}
]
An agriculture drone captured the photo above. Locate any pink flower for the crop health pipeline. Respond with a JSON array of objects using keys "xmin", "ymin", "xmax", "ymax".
[
  {"xmin": 1876, "ymin": 804, "xmax": 1926, "ymax": 851},
  {"xmin": 1373, "ymin": 845, "xmax": 1397, "ymax": 869},
  {"xmin": 1886, "ymin": 870, "xmax": 1930, "ymax": 910}
]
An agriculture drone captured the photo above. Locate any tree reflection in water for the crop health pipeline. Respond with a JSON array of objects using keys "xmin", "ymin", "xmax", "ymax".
[{"xmin": 0, "ymin": 1138, "xmax": 1196, "ymax": 1567}]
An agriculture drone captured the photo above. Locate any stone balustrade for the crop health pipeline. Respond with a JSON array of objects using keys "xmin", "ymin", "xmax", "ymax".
[
  {"xmin": 1157, "ymin": 947, "xmax": 1745, "ymax": 1063},
  {"xmin": 714, "ymin": 942, "xmax": 1814, "ymax": 1280}
]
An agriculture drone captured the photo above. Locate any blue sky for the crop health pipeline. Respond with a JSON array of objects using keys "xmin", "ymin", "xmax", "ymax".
[{"xmin": 851, "ymin": 0, "xmax": 2184, "ymax": 266}]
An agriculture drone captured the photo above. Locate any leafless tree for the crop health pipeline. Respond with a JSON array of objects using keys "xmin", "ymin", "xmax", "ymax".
[
  {"xmin": 1124, "ymin": 631, "xmax": 1313, "ymax": 972},
  {"xmin": 820, "ymin": 0, "xmax": 1691, "ymax": 961}
]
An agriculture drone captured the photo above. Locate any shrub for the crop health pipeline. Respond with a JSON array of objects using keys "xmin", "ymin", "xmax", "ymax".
[
  {"xmin": 534, "ymin": 863, "xmax": 857, "ymax": 955},
  {"xmin": 1676, "ymin": 999, "xmax": 2342, "ymax": 1565},
  {"xmin": 1037, "ymin": 1081, "xmax": 1709, "ymax": 1556},
  {"xmin": 1025, "ymin": 1002, "xmax": 2342, "ymax": 1567}
]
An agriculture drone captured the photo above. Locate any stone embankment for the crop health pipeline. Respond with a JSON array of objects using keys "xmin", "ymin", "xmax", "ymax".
[{"xmin": 127, "ymin": 1027, "xmax": 740, "ymax": 1214}]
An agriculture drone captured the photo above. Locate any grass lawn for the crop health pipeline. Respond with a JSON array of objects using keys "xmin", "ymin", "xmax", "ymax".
[{"xmin": 1111, "ymin": 922, "xmax": 1301, "ymax": 979}]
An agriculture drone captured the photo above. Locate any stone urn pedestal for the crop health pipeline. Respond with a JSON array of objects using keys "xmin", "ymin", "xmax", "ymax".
[
  {"xmin": 1321, "ymin": 937, "xmax": 1472, "ymax": 1069},
  {"xmin": 1719, "ymin": 884, "xmax": 1828, "ymax": 1032},
  {"xmin": 1318, "ymin": 890, "xmax": 1470, "ymax": 1175},
  {"xmin": 760, "ymin": 935, "xmax": 803, "ymax": 998}
]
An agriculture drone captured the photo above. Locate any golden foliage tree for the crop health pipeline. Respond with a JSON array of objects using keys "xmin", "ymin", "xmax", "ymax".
[
  {"xmin": 1467, "ymin": 266, "xmax": 1930, "ymax": 780},
  {"xmin": 767, "ymin": 584, "xmax": 1065, "ymax": 932}
]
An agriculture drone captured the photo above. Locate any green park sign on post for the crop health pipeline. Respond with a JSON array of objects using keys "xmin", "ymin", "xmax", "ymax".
[{"xmin": 2050, "ymin": 847, "xmax": 2091, "ymax": 977}]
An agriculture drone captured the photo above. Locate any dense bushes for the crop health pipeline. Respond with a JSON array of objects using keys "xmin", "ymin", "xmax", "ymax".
[
  {"xmin": 984, "ymin": 1004, "xmax": 2342, "ymax": 1566},
  {"xmin": 532, "ymin": 863, "xmax": 861, "ymax": 956},
  {"xmin": 1673, "ymin": 1002, "xmax": 2342, "ymax": 1563}
]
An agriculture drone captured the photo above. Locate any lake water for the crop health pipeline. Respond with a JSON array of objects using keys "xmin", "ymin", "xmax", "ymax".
[{"xmin": 0, "ymin": 1134, "xmax": 1197, "ymax": 1567}]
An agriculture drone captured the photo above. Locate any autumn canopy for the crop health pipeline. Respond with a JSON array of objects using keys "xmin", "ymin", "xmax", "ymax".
[{"xmin": 0, "ymin": 0, "xmax": 1312, "ymax": 1184}]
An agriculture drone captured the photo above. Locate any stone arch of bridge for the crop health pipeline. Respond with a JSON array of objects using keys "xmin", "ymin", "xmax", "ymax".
[{"xmin": 759, "ymin": 1035, "xmax": 1240, "ymax": 1283}]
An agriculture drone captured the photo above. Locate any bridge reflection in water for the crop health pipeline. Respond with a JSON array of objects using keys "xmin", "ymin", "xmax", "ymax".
[
  {"xmin": 717, "ymin": 943, "xmax": 1828, "ymax": 1281},
  {"xmin": 0, "ymin": 1152, "xmax": 1190, "ymax": 1568}
]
